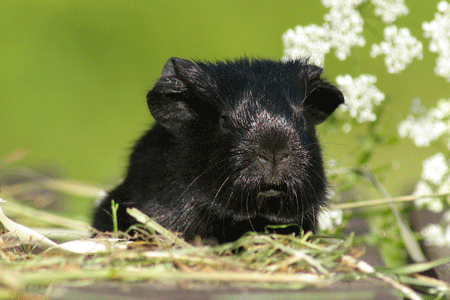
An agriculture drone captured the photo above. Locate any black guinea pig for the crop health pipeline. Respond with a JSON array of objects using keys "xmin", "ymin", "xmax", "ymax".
[{"xmin": 92, "ymin": 57, "xmax": 344, "ymax": 243}]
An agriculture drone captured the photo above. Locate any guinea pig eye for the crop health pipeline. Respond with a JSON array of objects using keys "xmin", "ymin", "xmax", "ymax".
[{"xmin": 220, "ymin": 115, "xmax": 233, "ymax": 133}]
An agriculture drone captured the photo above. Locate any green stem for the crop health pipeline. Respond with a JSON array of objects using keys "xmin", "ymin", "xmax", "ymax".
[
  {"xmin": 0, "ymin": 198, "xmax": 90, "ymax": 230},
  {"xmin": 333, "ymin": 192, "xmax": 450, "ymax": 210},
  {"xmin": 111, "ymin": 200, "xmax": 119, "ymax": 235},
  {"xmin": 358, "ymin": 169, "xmax": 426, "ymax": 263}
]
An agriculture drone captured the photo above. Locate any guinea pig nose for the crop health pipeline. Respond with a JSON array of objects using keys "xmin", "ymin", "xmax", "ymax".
[{"xmin": 256, "ymin": 146, "xmax": 290, "ymax": 166}]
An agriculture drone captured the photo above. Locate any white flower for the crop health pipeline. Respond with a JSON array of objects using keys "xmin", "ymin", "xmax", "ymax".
[
  {"xmin": 443, "ymin": 210, "xmax": 450, "ymax": 222},
  {"xmin": 421, "ymin": 153, "xmax": 449, "ymax": 185},
  {"xmin": 414, "ymin": 180, "xmax": 440, "ymax": 212},
  {"xmin": 282, "ymin": 24, "xmax": 331, "ymax": 66},
  {"xmin": 422, "ymin": 1, "xmax": 450, "ymax": 81},
  {"xmin": 435, "ymin": 55, "xmax": 450, "ymax": 82},
  {"xmin": 421, "ymin": 223, "xmax": 446, "ymax": 247},
  {"xmin": 323, "ymin": 2, "xmax": 366, "ymax": 60},
  {"xmin": 398, "ymin": 99, "xmax": 448, "ymax": 147},
  {"xmin": 283, "ymin": 0, "xmax": 366, "ymax": 65},
  {"xmin": 445, "ymin": 225, "xmax": 450, "ymax": 245},
  {"xmin": 371, "ymin": 0, "xmax": 409, "ymax": 23},
  {"xmin": 318, "ymin": 208, "xmax": 343, "ymax": 231},
  {"xmin": 428, "ymin": 198, "xmax": 445, "ymax": 213},
  {"xmin": 412, "ymin": 150, "xmax": 450, "ymax": 216},
  {"xmin": 433, "ymin": 99, "xmax": 450, "ymax": 119},
  {"xmin": 336, "ymin": 74, "xmax": 385, "ymax": 123},
  {"xmin": 398, "ymin": 115, "xmax": 446, "ymax": 147},
  {"xmin": 371, "ymin": 26, "xmax": 423, "ymax": 73}
]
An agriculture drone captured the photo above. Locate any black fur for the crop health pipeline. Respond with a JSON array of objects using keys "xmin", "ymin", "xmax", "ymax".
[{"xmin": 92, "ymin": 57, "xmax": 344, "ymax": 243}]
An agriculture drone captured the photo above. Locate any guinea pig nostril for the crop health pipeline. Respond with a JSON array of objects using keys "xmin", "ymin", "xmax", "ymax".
[
  {"xmin": 277, "ymin": 149, "xmax": 290, "ymax": 162},
  {"xmin": 256, "ymin": 148, "xmax": 271, "ymax": 162},
  {"xmin": 258, "ymin": 155, "xmax": 270, "ymax": 163}
]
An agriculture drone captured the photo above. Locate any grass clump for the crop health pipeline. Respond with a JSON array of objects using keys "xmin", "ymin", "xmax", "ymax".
[{"xmin": 1, "ymin": 199, "xmax": 449, "ymax": 300}]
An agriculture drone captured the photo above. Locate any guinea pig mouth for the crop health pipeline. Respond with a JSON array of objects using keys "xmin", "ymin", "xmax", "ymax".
[{"xmin": 258, "ymin": 183, "xmax": 288, "ymax": 198}]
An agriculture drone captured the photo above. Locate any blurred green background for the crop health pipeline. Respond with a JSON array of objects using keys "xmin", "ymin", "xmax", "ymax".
[{"xmin": 1, "ymin": 1, "xmax": 448, "ymax": 221}]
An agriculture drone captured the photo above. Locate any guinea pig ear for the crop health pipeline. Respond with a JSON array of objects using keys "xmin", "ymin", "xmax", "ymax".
[
  {"xmin": 303, "ymin": 78, "xmax": 344, "ymax": 125},
  {"xmin": 146, "ymin": 57, "xmax": 208, "ymax": 130}
]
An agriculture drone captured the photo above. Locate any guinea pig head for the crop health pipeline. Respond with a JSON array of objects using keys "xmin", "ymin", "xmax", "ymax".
[{"xmin": 146, "ymin": 57, "xmax": 344, "ymax": 224}]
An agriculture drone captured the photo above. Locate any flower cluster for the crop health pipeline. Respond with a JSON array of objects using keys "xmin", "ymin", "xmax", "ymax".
[
  {"xmin": 421, "ymin": 219, "xmax": 450, "ymax": 247},
  {"xmin": 318, "ymin": 208, "xmax": 343, "ymax": 232},
  {"xmin": 282, "ymin": 0, "xmax": 411, "ymax": 66},
  {"xmin": 371, "ymin": 26, "xmax": 423, "ymax": 73},
  {"xmin": 400, "ymin": 98, "xmax": 450, "ymax": 248},
  {"xmin": 282, "ymin": 25, "xmax": 331, "ymax": 66},
  {"xmin": 282, "ymin": 0, "xmax": 365, "ymax": 66},
  {"xmin": 398, "ymin": 98, "xmax": 450, "ymax": 148},
  {"xmin": 322, "ymin": 0, "xmax": 365, "ymax": 61},
  {"xmin": 422, "ymin": 153, "xmax": 449, "ymax": 186},
  {"xmin": 336, "ymin": 74, "xmax": 385, "ymax": 123},
  {"xmin": 283, "ymin": 0, "xmax": 450, "ymax": 238},
  {"xmin": 422, "ymin": 1, "xmax": 450, "ymax": 82},
  {"xmin": 413, "ymin": 152, "xmax": 450, "ymax": 247},
  {"xmin": 371, "ymin": 0, "xmax": 409, "ymax": 23},
  {"xmin": 413, "ymin": 153, "xmax": 450, "ymax": 213}
]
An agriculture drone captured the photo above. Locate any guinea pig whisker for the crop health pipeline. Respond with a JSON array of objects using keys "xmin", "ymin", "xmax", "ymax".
[
  {"xmin": 223, "ymin": 189, "xmax": 235, "ymax": 215},
  {"xmin": 310, "ymin": 167, "xmax": 327, "ymax": 187},
  {"xmin": 287, "ymin": 182, "xmax": 300, "ymax": 220},
  {"xmin": 301, "ymin": 85, "xmax": 321, "ymax": 106},
  {"xmin": 175, "ymin": 157, "xmax": 233, "ymax": 203},
  {"xmin": 298, "ymin": 184, "xmax": 306, "ymax": 229},
  {"xmin": 246, "ymin": 192, "xmax": 257, "ymax": 233},
  {"xmin": 303, "ymin": 72, "xmax": 308, "ymax": 103},
  {"xmin": 175, "ymin": 173, "xmax": 206, "ymax": 203},
  {"xmin": 311, "ymin": 205, "xmax": 316, "ymax": 231},
  {"xmin": 206, "ymin": 173, "xmax": 233, "ymax": 228},
  {"xmin": 212, "ymin": 174, "xmax": 232, "ymax": 206},
  {"xmin": 304, "ymin": 176, "xmax": 320, "ymax": 205}
]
